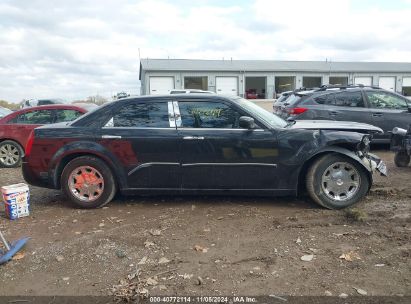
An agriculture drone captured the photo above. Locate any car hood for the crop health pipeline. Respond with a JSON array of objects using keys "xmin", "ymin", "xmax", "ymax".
[{"xmin": 289, "ymin": 120, "xmax": 383, "ymax": 134}]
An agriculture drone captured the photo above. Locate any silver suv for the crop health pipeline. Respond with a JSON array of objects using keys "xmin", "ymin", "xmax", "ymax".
[{"xmin": 277, "ymin": 85, "xmax": 411, "ymax": 143}]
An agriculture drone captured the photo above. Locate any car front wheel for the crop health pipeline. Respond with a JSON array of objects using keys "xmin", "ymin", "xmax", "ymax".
[
  {"xmin": 306, "ymin": 154, "xmax": 370, "ymax": 209},
  {"xmin": 0, "ymin": 140, "xmax": 23, "ymax": 168},
  {"xmin": 61, "ymin": 156, "xmax": 117, "ymax": 208}
]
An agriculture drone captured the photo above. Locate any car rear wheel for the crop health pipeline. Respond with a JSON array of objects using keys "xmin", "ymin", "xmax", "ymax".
[
  {"xmin": 0, "ymin": 140, "xmax": 23, "ymax": 168},
  {"xmin": 394, "ymin": 151, "xmax": 410, "ymax": 167},
  {"xmin": 306, "ymin": 154, "xmax": 370, "ymax": 209},
  {"xmin": 61, "ymin": 156, "xmax": 117, "ymax": 208}
]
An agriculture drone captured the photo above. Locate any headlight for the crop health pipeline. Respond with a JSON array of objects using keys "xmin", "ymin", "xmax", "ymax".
[{"xmin": 357, "ymin": 135, "xmax": 371, "ymax": 153}]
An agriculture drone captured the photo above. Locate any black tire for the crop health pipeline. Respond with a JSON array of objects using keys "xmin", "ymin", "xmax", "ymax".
[
  {"xmin": 61, "ymin": 156, "xmax": 117, "ymax": 208},
  {"xmin": 0, "ymin": 140, "xmax": 23, "ymax": 168},
  {"xmin": 306, "ymin": 154, "xmax": 370, "ymax": 210},
  {"xmin": 394, "ymin": 151, "xmax": 410, "ymax": 167}
]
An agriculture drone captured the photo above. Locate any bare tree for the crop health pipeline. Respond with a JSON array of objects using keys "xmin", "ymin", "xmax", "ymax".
[{"xmin": 86, "ymin": 95, "xmax": 108, "ymax": 105}]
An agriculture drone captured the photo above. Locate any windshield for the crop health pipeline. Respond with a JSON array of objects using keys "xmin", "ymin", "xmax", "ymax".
[{"xmin": 233, "ymin": 97, "xmax": 288, "ymax": 128}]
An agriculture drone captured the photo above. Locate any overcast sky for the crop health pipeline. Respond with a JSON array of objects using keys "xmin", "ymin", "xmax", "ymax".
[{"xmin": 1, "ymin": 0, "xmax": 411, "ymax": 102}]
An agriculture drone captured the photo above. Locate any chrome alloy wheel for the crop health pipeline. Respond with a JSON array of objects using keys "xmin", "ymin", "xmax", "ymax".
[
  {"xmin": 321, "ymin": 162, "xmax": 360, "ymax": 202},
  {"xmin": 0, "ymin": 144, "xmax": 20, "ymax": 166},
  {"xmin": 68, "ymin": 166, "xmax": 105, "ymax": 202}
]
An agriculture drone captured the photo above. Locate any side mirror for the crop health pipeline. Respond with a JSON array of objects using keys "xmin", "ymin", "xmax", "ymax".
[
  {"xmin": 239, "ymin": 116, "xmax": 255, "ymax": 129},
  {"xmin": 287, "ymin": 117, "xmax": 294, "ymax": 122}
]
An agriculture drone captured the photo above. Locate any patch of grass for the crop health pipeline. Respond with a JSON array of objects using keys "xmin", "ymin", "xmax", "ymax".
[{"xmin": 345, "ymin": 208, "xmax": 368, "ymax": 222}]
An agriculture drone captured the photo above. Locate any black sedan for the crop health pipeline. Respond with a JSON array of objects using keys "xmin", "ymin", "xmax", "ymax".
[{"xmin": 23, "ymin": 94, "xmax": 386, "ymax": 209}]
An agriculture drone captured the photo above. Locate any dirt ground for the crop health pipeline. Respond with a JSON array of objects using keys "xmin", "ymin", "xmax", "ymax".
[{"xmin": 0, "ymin": 149, "xmax": 410, "ymax": 300}]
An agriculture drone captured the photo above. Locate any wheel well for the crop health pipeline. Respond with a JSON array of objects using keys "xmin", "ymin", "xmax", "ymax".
[
  {"xmin": 0, "ymin": 138, "xmax": 24, "ymax": 150},
  {"xmin": 55, "ymin": 152, "xmax": 117, "ymax": 189},
  {"xmin": 297, "ymin": 150, "xmax": 372, "ymax": 195},
  {"xmin": 297, "ymin": 152, "xmax": 329, "ymax": 195}
]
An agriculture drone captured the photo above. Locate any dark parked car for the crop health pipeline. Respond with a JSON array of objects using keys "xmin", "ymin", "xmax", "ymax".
[
  {"xmin": 277, "ymin": 85, "xmax": 411, "ymax": 143},
  {"xmin": 23, "ymin": 95, "xmax": 386, "ymax": 210},
  {"xmin": 0, "ymin": 105, "xmax": 88, "ymax": 167}
]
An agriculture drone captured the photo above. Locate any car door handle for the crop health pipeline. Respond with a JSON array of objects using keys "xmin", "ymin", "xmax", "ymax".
[
  {"xmin": 329, "ymin": 111, "xmax": 339, "ymax": 116},
  {"xmin": 102, "ymin": 135, "xmax": 122, "ymax": 139},
  {"xmin": 372, "ymin": 113, "xmax": 383, "ymax": 117},
  {"xmin": 183, "ymin": 136, "xmax": 205, "ymax": 140}
]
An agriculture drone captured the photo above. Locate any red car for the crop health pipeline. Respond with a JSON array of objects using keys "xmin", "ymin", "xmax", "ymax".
[
  {"xmin": 0, "ymin": 104, "xmax": 88, "ymax": 168},
  {"xmin": 245, "ymin": 89, "xmax": 258, "ymax": 99}
]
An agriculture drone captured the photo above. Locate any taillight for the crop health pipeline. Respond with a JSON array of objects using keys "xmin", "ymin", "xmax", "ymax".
[
  {"xmin": 287, "ymin": 107, "xmax": 308, "ymax": 115},
  {"xmin": 25, "ymin": 131, "xmax": 35, "ymax": 157}
]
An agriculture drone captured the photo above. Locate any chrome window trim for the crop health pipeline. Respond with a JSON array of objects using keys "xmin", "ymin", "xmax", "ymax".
[
  {"xmin": 173, "ymin": 101, "xmax": 182, "ymax": 127},
  {"xmin": 177, "ymin": 127, "xmax": 265, "ymax": 132},
  {"xmin": 167, "ymin": 101, "xmax": 176, "ymax": 128},
  {"xmin": 101, "ymin": 127, "xmax": 265, "ymax": 131}
]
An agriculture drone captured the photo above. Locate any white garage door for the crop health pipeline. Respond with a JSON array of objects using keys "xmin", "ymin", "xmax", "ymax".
[
  {"xmin": 379, "ymin": 76, "xmax": 396, "ymax": 91},
  {"xmin": 403, "ymin": 77, "xmax": 411, "ymax": 87},
  {"xmin": 149, "ymin": 77, "xmax": 174, "ymax": 95},
  {"xmin": 216, "ymin": 77, "xmax": 238, "ymax": 96},
  {"xmin": 354, "ymin": 76, "xmax": 372, "ymax": 86}
]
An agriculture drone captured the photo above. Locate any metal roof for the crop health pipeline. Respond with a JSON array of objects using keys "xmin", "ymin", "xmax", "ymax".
[{"xmin": 140, "ymin": 59, "xmax": 411, "ymax": 74}]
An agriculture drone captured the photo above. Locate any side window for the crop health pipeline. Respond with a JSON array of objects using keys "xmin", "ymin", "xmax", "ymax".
[
  {"xmin": 366, "ymin": 91, "xmax": 408, "ymax": 110},
  {"xmin": 109, "ymin": 102, "xmax": 170, "ymax": 128},
  {"xmin": 333, "ymin": 91, "xmax": 364, "ymax": 107},
  {"xmin": 7, "ymin": 113, "xmax": 26, "ymax": 124},
  {"xmin": 18, "ymin": 110, "xmax": 54, "ymax": 124},
  {"xmin": 178, "ymin": 101, "xmax": 242, "ymax": 128},
  {"xmin": 314, "ymin": 93, "xmax": 335, "ymax": 105},
  {"xmin": 55, "ymin": 110, "xmax": 83, "ymax": 123}
]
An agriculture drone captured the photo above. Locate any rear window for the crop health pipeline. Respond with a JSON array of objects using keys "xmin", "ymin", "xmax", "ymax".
[
  {"xmin": 55, "ymin": 109, "xmax": 83, "ymax": 122},
  {"xmin": 285, "ymin": 94, "xmax": 302, "ymax": 106}
]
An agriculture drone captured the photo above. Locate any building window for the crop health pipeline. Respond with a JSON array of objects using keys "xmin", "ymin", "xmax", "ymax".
[
  {"xmin": 184, "ymin": 76, "xmax": 208, "ymax": 90},
  {"xmin": 275, "ymin": 76, "xmax": 296, "ymax": 94},
  {"xmin": 303, "ymin": 77, "xmax": 322, "ymax": 88},
  {"xmin": 329, "ymin": 77, "xmax": 348, "ymax": 86}
]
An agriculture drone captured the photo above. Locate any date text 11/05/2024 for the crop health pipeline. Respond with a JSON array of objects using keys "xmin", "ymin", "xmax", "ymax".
[{"xmin": 149, "ymin": 296, "xmax": 258, "ymax": 303}]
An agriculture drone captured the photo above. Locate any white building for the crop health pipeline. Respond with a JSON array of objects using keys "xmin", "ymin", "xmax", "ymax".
[{"xmin": 139, "ymin": 59, "xmax": 411, "ymax": 98}]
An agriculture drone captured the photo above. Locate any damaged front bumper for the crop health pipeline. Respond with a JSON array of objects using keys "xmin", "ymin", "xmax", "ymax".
[{"xmin": 359, "ymin": 152, "xmax": 388, "ymax": 176}]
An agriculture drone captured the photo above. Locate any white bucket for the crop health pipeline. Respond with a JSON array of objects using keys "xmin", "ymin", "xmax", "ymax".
[{"xmin": 1, "ymin": 183, "xmax": 30, "ymax": 220}]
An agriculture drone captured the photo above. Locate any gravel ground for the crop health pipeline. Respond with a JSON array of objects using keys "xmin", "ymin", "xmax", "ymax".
[{"xmin": 0, "ymin": 149, "xmax": 410, "ymax": 300}]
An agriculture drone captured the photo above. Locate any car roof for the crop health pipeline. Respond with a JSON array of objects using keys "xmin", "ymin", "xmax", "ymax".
[
  {"xmin": 117, "ymin": 94, "xmax": 231, "ymax": 102},
  {"xmin": 0, "ymin": 104, "xmax": 88, "ymax": 123},
  {"xmin": 17, "ymin": 104, "xmax": 88, "ymax": 112}
]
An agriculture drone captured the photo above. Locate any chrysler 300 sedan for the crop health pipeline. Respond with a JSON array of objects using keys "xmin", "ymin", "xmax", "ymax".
[{"xmin": 22, "ymin": 95, "xmax": 386, "ymax": 209}]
